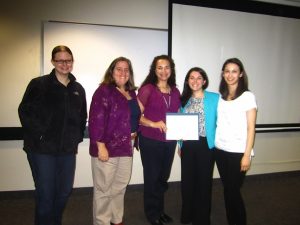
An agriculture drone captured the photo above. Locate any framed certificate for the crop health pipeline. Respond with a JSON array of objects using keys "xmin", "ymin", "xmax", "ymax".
[{"xmin": 166, "ymin": 113, "xmax": 199, "ymax": 140}]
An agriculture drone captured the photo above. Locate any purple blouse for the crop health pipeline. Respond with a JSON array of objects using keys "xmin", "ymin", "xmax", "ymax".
[
  {"xmin": 137, "ymin": 84, "xmax": 181, "ymax": 141},
  {"xmin": 88, "ymin": 84, "xmax": 140, "ymax": 157}
]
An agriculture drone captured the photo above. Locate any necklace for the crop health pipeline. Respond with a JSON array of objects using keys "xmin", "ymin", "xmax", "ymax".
[
  {"xmin": 156, "ymin": 84, "xmax": 171, "ymax": 109},
  {"xmin": 162, "ymin": 93, "xmax": 171, "ymax": 109}
]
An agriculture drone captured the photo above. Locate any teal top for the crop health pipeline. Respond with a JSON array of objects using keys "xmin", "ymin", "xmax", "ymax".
[{"xmin": 180, "ymin": 90, "xmax": 219, "ymax": 149}]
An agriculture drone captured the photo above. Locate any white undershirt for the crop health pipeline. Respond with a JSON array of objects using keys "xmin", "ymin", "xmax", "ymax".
[{"xmin": 215, "ymin": 91, "xmax": 257, "ymax": 154}]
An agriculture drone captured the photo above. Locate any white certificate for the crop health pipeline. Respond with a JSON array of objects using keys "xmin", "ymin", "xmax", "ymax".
[{"xmin": 166, "ymin": 113, "xmax": 199, "ymax": 140}]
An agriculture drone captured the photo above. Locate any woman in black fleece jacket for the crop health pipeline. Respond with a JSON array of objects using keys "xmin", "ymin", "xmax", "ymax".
[{"xmin": 18, "ymin": 45, "xmax": 87, "ymax": 225}]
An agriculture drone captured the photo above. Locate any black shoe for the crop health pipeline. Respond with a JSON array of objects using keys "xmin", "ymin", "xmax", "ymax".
[
  {"xmin": 160, "ymin": 213, "xmax": 173, "ymax": 223},
  {"xmin": 150, "ymin": 219, "xmax": 164, "ymax": 225}
]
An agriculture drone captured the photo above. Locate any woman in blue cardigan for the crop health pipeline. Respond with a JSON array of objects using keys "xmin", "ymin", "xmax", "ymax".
[{"xmin": 179, "ymin": 67, "xmax": 219, "ymax": 225}]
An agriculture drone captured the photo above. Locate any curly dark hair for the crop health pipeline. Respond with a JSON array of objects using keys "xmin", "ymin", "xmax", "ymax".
[{"xmin": 140, "ymin": 55, "xmax": 176, "ymax": 87}]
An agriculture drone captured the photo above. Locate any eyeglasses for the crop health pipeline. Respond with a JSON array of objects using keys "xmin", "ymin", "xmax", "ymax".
[{"xmin": 54, "ymin": 59, "xmax": 73, "ymax": 65}]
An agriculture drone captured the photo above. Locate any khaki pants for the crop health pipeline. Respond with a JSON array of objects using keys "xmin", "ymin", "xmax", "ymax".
[{"xmin": 91, "ymin": 156, "xmax": 133, "ymax": 225}]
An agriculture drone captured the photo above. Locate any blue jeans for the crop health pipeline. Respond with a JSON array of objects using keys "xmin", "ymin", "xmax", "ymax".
[{"xmin": 27, "ymin": 152, "xmax": 76, "ymax": 225}]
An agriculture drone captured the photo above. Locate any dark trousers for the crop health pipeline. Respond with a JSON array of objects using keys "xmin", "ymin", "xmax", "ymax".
[
  {"xmin": 139, "ymin": 135, "xmax": 176, "ymax": 222},
  {"xmin": 215, "ymin": 149, "xmax": 246, "ymax": 225},
  {"xmin": 27, "ymin": 152, "xmax": 76, "ymax": 225},
  {"xmin": 180, "ymin": 137, "xmax": 215, "ymax": 225}
]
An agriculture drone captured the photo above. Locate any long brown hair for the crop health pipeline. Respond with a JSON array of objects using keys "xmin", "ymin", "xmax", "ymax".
[
  {"xmin": 102, "ymin": 57, "xmax": 136, "ymax": 91},
  {"xmin": 140, "ymin": 55, "xmax": 176, "ymax": 87},
  {"xmin": 219, "ymin": 58, "xmax": 249, "ymax": 100}
]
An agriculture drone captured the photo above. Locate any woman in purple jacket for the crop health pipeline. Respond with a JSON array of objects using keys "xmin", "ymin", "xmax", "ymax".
[
  {"xmin": 137, "ymin": 55, "xmax": 181, "ymax": 225},
  {"xmin": 88, "ymin": 57, "xmax": 141, "ymax": 225}
]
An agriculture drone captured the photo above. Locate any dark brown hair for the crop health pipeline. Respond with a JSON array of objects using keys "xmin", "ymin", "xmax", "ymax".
[
  {"xmin": 140, "ymin": 55, "xmax": 176, "ymax": 87},
  {"xmin": 219, "ymin": 58, "xmax": 249, "ymax": 100},
  {"xmin": 181, "ymin": 67, "xmax": 209, "ymax": 107}
]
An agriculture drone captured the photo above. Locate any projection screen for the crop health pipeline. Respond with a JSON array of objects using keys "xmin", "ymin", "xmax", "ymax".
[{"xmin": 170, "ymin": 1, "xmax": 300, "ymax": 128}]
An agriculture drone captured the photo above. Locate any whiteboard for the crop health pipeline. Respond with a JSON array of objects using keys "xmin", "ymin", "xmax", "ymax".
[
  {"xmin": 171, "ymin": 3, "xmax": 300, "ymax": 125},
  {"xmin": 43, "ymin": 21, "xmax": 168, "ymax": 112}
]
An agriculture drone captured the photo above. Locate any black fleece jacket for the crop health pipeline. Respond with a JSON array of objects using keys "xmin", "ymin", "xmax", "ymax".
[{"xmin": 18, "ymin": 69, "xmax": 87, "ymax": 154}]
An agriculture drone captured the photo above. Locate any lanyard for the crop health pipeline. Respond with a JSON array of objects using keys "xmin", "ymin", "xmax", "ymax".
[{"xmin": 162, "ymin": 93, "xmax": 171, "ymax": 109}]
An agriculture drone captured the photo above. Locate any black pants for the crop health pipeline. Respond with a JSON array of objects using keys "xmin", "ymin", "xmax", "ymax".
[
  {"xmin": 180, "ymin": 137, "xmax": 215, "ymax": 225},
  {"xmin": 139, "ymin": 135, "xmax": 176, "ymax": 222},
  {"xmin": 215, "ymin": 148, "xmax": 246, "ymax": 225}
]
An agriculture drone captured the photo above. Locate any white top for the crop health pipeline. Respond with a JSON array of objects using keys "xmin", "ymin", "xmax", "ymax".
[{"xmin": 215, "ymin": 91, "xmax": 257, "ymax": 154}]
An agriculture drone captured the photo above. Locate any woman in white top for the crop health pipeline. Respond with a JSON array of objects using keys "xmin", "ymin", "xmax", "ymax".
[{"xmin": 215, "ymin": 58, "xmax": 257, "ymax": 225}]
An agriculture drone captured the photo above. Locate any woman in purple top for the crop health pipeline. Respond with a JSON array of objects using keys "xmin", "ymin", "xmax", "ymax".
[
  {"xmin": 89, "ymin": 57, "xmax": 141, "ymax": 225},
  {"xmin": 137, "ymin": 55, "xmax": 181, "ymax": 225}
]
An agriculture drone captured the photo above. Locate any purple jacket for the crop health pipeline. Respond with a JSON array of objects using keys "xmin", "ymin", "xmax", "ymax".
[{"xmin": 89, "ymin": 84, "xmax": 139, "ymax": 157}]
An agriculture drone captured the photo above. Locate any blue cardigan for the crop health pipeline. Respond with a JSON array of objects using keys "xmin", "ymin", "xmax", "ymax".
[{"xmin": 180, "ymin": 90, "xmax": 219, "ymax": 149}]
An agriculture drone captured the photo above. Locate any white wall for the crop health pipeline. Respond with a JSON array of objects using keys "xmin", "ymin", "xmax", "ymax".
[
  {"xmin": 1, "ymin": 132, "xmax": 300, "ymax": 191},
  {"xmin": 0, "ymin": 0, "xmax": 299, "ymax": 191}
]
